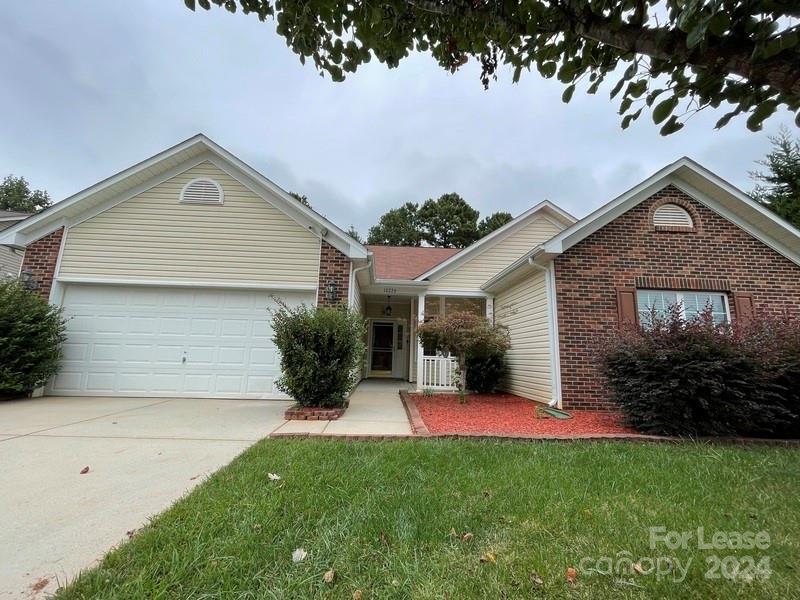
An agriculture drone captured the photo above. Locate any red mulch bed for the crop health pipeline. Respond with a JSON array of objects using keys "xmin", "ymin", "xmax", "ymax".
[{"xmin": 412, "ymin": 393, "xmax": 636, "ymax": 436}]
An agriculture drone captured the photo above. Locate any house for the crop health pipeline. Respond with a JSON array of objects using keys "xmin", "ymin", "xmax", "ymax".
[
  {"xmin": 0, "ymin": 210, "xmax": 30, "ymax": 277},
  {"xmin": 1, "ymin": 135, "xmax": 799, "ymax": 408}
]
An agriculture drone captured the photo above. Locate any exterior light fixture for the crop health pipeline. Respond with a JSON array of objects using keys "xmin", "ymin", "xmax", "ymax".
[{"xmin": 325, "ymin": 281, "xmax": 338, "ymax": 303}]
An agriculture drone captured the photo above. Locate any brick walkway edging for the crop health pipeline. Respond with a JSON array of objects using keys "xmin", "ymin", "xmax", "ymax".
[
  {"xmin": 399, "ymin": 389, "xmax": 430, "ymax": 435},
  {"xmin": 268, "ymin": 390, "xmax": 800, "ymax": 446}
]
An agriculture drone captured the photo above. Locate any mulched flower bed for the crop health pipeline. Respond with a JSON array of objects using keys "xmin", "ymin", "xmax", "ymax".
[{"xmin": 411, "ymin": 393, "xmax": 636, "ymax": 436}]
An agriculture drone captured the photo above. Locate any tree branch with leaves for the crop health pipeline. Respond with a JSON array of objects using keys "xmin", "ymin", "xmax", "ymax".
[{"xmin": 186, "ymin": 0, "xmax": 800, "ymax": 134}]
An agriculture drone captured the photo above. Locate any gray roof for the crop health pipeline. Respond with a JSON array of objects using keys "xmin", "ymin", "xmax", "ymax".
[{"xmin": 0, "ymin": 210, "xmax": 31, "ymax": 219}]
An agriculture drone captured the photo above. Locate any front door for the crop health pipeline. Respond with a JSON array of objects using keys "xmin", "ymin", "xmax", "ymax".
[{"xmin": 370, "ymin": 322, "xmax": 394, "ymax": 377}]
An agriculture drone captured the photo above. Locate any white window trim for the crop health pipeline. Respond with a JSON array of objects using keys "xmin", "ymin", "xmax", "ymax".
[
  {"xmin": 179, "ymin": 178, "xmax": 225, "ymax": 205},
  {"xmin": 637, "ymin": 289, "xmax": 731, "ymax": 323}
]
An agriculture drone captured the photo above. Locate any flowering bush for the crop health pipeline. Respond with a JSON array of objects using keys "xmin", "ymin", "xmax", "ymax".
[
  {"xmin": 0, "ymin": 279, "xmax": 66, "ymax": 398},
  {"xmin": 418, "ymin": 311, "xmax": 510, "ymax": 402},
  {"xmin": 271, "ymin": 302, "xmax": 365, "ymax": 408},
  {"xmin": 601, "ymin": 305, "xmax": 800, "ymax": 437}
]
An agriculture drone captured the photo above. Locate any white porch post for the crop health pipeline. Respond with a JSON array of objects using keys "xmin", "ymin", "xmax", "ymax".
[
  {"xmin": 416, "ymin": 292, "xmax": 425, "ymax": 391},
  {"xmin": 486, "ymin": 296, "xmax": 494, "ymax": 323}
]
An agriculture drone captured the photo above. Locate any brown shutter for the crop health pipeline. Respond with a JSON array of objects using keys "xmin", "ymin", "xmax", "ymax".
[
  {"xmin": 616, "ymin": 287, "xmax": 637, "ymax": 326},
  {"xmin": 734, "ymin": 293, "xmax": 754, "ymax": 325}
]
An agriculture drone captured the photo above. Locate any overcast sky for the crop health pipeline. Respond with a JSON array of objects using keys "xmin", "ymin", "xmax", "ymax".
[{"xmin": 1, "ymin": 1, "xmax": 795, "ymax": 236}]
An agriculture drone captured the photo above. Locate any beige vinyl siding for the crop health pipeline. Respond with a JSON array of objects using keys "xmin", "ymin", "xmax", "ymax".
[
  {"xmin": 0, "ymin": 221, "xmax": 22, "ymax": 277},
  {"xmin": 0, "ymin": 246, "xmax": 21, "ymax": 277},
  {"xmin": 351, "ymin": 276, "xmax": 363, "ymax": 315},
  {"xmin": 494, "ymin": 270, "xmax": 552, "ymax": 403},
  {"xmin": 59, "ymin": 162, "xmax": 320, "ymax": 286},
  {"xmin": 427, "ymin": 216, "xmax": 563, "ymax": 291}
]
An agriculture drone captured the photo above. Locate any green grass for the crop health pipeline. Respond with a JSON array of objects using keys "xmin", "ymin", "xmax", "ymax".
[{"xmin": 58, "ymin": 440, "xmax": 799, "ymax": 599}]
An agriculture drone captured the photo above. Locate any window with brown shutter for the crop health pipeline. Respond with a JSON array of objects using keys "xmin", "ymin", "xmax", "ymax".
[{"xmin": 616, "ymin": 287, "xmax": 637, "ymax": 326}]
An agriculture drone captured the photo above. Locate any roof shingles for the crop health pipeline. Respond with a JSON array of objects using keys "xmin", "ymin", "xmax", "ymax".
[{"xmin": 367, "ymin": 245, "xmax": 460, "ymax": 280}]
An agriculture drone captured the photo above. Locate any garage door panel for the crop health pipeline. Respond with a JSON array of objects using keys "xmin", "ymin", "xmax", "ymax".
[{"xmin": 50, "ymin": 284, "xmax": 311, "ymax": 398}]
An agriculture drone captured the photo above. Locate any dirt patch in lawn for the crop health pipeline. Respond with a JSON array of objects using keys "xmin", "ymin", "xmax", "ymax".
[{"xmin": 411, "ymin": 393, "xmax": 636, "ymax": 436}]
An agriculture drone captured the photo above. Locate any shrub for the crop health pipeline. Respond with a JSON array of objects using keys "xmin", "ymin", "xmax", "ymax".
[
  {"xmin": 466, "ymin": 351, "xmax": 506, "ymax": 393},
  {"xmin": 601, "ymin": 305, "xmax": 800, "ymax": 437},
  {"xmin": 0, "ymin": 279, "xmax": 66, "ymax": 398},
  {"xmin": 418, "ymin": 311, "xmax": 510, "ymax": 402},
  {"xmin": 271, "ymin": 301, "xmax": 365, "ymax": 408}
]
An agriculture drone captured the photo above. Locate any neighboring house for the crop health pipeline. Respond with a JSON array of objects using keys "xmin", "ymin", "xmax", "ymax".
[
  {"xmin": 1, "ymin": 135, "xmax": 799, "ymax": 409},
  {"xmin": 0, "ymin": 210, "xmax": 30, "ymax": 277}
]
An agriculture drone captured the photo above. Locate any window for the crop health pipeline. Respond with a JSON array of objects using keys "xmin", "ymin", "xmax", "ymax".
[
  {"xmin": 637, "ymin": 290, "xmax": 728, "ymax": 325},
  {"xmin": 180, "ymin": 178, "xmax": 224, "ymax": 204},
  {"xmin": 653, "ymin": 203, "xmax": 693, "ymax": 228}
]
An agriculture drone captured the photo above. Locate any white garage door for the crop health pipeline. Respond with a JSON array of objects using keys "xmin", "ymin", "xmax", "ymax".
[{"xmin": 50, "ymin": 284, "xmax": 314, "ymax": 398}]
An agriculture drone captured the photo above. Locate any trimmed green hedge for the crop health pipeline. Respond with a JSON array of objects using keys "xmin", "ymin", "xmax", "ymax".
[
  {"xmin": 0, "ymin": 279, "xmax": 66, "ymax": 398},
  {"xmin": 271, "ymin": 301, "xmax": 365, "ymax": 408}
]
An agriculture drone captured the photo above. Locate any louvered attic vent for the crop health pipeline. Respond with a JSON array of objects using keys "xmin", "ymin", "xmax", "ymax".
[
  {"xmin": 653, "ymin": 203, "xmax": 693, "ymax": 228},
  {"xmin": 180, "ymin": 178, "xmax": 224, "ymax": 204}
]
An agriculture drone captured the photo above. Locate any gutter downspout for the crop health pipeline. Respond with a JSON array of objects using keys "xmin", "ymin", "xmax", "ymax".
[
  {"xmin": 349, "ymin": 256, "xmax": 372, "ymax": 308},
  {"xmin": 528, "ymin": 257, "xmax": 561, "ymax": 408}
]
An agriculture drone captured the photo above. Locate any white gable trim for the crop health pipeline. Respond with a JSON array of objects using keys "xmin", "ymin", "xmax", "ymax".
[
  {"xmin": 670, "ymin": 178, "xmax": 800, "ymax": 266},
  {"xmin": 0, "ymin": 135, "xmax": 368, "ymax": 259},
  {"xmin": 540, "ymin": 157, "xmax": 800, "ymax": 267},
  {"xmin": 414, "ymin": 200, "xmax": 575, "ymax": 282},
  {"xmin": 69, "ymin": 154, "xmax": 212, "ymax": 229}
]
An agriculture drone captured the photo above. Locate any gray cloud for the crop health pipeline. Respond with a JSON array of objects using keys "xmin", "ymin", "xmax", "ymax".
[{"xmin": 0, "ymin": 0, "xmax": 794, "ymax": 239}]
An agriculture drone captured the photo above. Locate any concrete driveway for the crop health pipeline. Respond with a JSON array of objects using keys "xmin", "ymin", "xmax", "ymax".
[{"xmin": 0, "ymin": 396, "xmax": 290, "ymax": 598}]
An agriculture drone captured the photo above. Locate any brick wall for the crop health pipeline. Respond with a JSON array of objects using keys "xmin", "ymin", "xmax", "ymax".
[
  {"xmin": 317, "ymin": 240, "xmax": 350, "ymax": 307},
  {"xmin": 20, "ymin": 227, "xmax": 64, "ymax": 301},
  {"xmin": 554, "ymin": 185, "xmax": 800, "ymax": 410}
]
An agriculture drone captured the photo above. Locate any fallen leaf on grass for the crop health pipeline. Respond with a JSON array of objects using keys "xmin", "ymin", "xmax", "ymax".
[
  {"xmin": 352, "ymin": 590, "xmax": 363, "ymax": 600},
  {"xmin": 479, "ymin": 552, "xmax": 496, "ymax": 564},
  {"xmin": 292, "ymin": 548, "xmax": 307, "ymax": 563},
  {"xmin": 79, "ymin": 466, "xmax": 90, "ymax": 475},
  {"xmin": 323, "ymin": 569, "xmax": 336, "ymax": 584},
  {"xmin": 633, "ymin": 562, "xmax": 645, "ymax": 575},
  {"xmin": 268, "ymin": 473, "xmax": 281, "ymax": 481},
  {"xmin": 566, "ymin": 566, "xmax": 578, "ymax": 585},
  {"xmin": 461, "ymin": 532, "xmax": 473, "ymax": 543},
  {"xmin": 530, "ymin": 572, "xmax": 543, "ymax": 586}
]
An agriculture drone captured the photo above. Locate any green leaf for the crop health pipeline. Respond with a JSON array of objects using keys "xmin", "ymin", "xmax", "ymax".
[
  {"xmin": 659, "ymin": 115, "xmax": 685, "ymax": 135},
  {"xmin": 686, "ymin": 17, "xmax": 710, "ymax": 49},
  {"xmin": 561, "ymin": 84, "xmax": 575, "ymax": 103},
  {"xmin": 652, "ymin": 96, "xmax": 679, "ymax": 124},
  {"xmin": 539, "ymin": 62, "xmax": 557, "ymax": 78},
  {"xmin": 708, "ymin": 12, "xmax": 730, "ymax": 36},
  {"xmin": 610, "ymin": 78, "xmax": 625, "ymax": 99},
  {"xmin": 714, "ymin": 110, "xmax": 739, "ymax": 129},
  {"xmin": 627, "ymin": 80, "xmax": 647, "ymax": 98},
  {"xmin": 746, "ymin": 100, "xmax": 778, "ymax": 132},
  {"xmin": 621, "ymin": 108, "xmax": 644, "ymax": 129},
  {"xmin": 646, "ymin": 89, "xmax": 665, "ymax": 106}
]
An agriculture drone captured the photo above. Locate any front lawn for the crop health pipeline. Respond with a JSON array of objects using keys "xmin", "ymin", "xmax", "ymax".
[{"xmin": 58, "ymin": 440, "xmax": 799, "ymax": 599}]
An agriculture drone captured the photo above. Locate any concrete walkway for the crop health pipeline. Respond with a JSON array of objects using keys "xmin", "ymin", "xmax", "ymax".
[{"xmin": 270, "ymin": 379, "xmax": 413, "ymax": 436}]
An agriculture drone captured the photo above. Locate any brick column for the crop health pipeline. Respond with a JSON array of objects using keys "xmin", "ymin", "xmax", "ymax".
[
  {"xmin": 20, "ymin": 227, "xmax": 64, "ymax": 301},
  {"xmin": 317, "ymin": 240, "xmax": 350, "ymax": 307}
]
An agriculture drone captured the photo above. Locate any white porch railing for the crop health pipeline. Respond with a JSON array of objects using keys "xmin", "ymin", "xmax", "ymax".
[{"xmin": 421, "ymin": 355, "xmax": 459, "ymax": 390}]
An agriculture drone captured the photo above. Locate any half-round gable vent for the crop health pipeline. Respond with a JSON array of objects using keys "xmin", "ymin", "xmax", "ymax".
[
  {"xmin": 653, "ymin": 203, "xmax": 693, "ymax": 228},
  {"xmin": 180, "ymin": 178, "xmax": 224, "ymax": 204}
]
